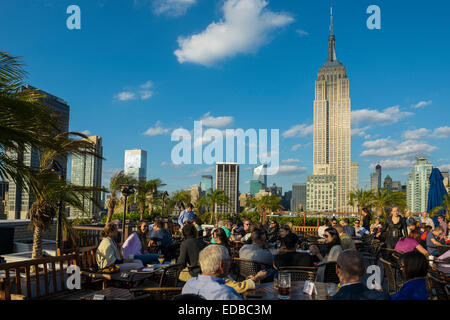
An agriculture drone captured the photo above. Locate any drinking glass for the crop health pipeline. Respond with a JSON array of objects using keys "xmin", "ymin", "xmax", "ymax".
[
  {"xmin": 326, "ymin": 283, "xmax": 336, "ymax": 299},
  {"xmin": 277, "ymin": 273, "xmax": 291, "ymax": 300},
  {"xmin": 158, "ymin": 254, "xmax": 165, "ymax": 264}
]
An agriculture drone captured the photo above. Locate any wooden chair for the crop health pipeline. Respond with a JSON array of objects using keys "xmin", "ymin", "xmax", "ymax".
[
  {"xmin": 233, "ymin": 258, "xmax": 272, "ymax": 282},
  {"xmin": 426, "ymin": 274, "xmax": 449, "ymax": 300},
  {"xmin": 278, "ymin": 266, "xmax": 317, "ymax": 282},
  {"xmin": 323, "ymin": 262, "xmax": 340, "ymax": 284},
  {"xmin": 129, "ymin": 287, "xmax": 182, "ymax": 300},
  {"xmin": 379, "ymin": 257, "xmax": 399, "ymax": 295}
]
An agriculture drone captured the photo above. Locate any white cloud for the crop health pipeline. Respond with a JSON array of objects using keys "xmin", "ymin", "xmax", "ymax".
[
  {"xmin": 438, "ymin": 164, "xmax": 450, "ymax": 172},
  {"xmin": 403, "ymin": 128, "xmax": 430, "ymax": 140},
  {"xmin": 151, "ymin": 0, "xmax": 197, "ymax": 16},
  {"xmin": 282, "ymin": 124, "xmax": 313, "ymax": 138},
  {"xmin": 114, "ymin": 91, "xmax": 136, "ymax": 101},
  {"xmin": 199, "ymin": 112, "xmax": 234, "ymax": 128},
  {"xmin": 411, "ymin": 100, "xmax": 432, "ymax": 109},
  {"xmin": 275, "ymin": 165, "xmax": 307, "ymax": 176},
  {"xmin": 433, "ymin": 126, "xmax": 450, "ymax": 138},
  {"xmin": 114, "ymin": 80, "xmax": 155, "ymax": 101},
  {"xmin": 361, "ymin": 140, "xmax": 437, "ymax": 158},
  {"xmin": 291, "ymin": 144, "xmax": 302, "ymax": 151},
  {"xmin": 174, "ymin": 0, "xmax": 294, "ymax": 66},
  {"xmin": 160, "ymin": 161, "xmax": 184, "ymax": 169},
  {"xmin": 282, "ymin": 158, "xmax": 301, "ymax": 164},
  {"xmin": 362, "ymin": 137, "xmax": 394, "ymax": 149},
  {"xmin": 352, "ymin": 106, "xmax": 413, "ymax": 126},
  {"xmin": 143, "ymin": 121, "xmax": 171, "ymax": 136},
  {"xmin": 370, "ymin": 159, "xmax": 415, "ymax": 170},
  {"xmin": 296, "ymin": 29, "xmax": 309, "ymax": 37},
  {"xmin": 351, "ymin": 127, "xmax": 370, "ymax": 137}
]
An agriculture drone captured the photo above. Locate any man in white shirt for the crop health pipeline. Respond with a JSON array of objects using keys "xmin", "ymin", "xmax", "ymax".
[{"xmin": 420, "ymin": 212, "xmax": 435, "ymax": 230}]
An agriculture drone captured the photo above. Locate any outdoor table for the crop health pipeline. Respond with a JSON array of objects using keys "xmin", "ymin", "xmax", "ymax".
[
  {"xmin": 80, "ymin": 287, "xmax": 134, "ymax": 300},
  {"xmin": 243, "ymin": 281, "xmax": 337, "ymax": 300},
  {"xmin": 107, "ymin": 263, "xmax": 170, "ymax": 288}
]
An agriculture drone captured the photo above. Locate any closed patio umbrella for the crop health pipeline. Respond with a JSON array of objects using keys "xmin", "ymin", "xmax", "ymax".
[{"xmin": 427, "ymin": 168, "xmax": 448, "ymax": 226}]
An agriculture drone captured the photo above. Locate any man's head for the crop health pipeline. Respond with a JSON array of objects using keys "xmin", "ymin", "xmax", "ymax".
[
  {"xmin": 243, "ymin": 219, "xmax": 252, "ymax": 232},
  {"xmin": 438, "ymin": 215, "xmax": 444, "ymax": 223},
  {"xmin": 251, "ymin": 229, "xmax": 267, "ymax": 248},
  {"xmin": 354, "ymin": 220, "xmax": 361, "ymax": 228},
  {"xmin": 339, "ymin": 220, "xmax": 345, "ymax": 227},
  {"xmin": 280, "ymin": 233, "xmax": 298, "ymax": 251},
  {"xmin": 224, "ymin": 220, "xmax": 233, "ymax": 231},
  {"xmin": 336, "ymin": 250, "xmax": 365, "ymax": 283},
  {"xmin": 187, "ymin": 203, "xmax": 194, "ymax": 211},
  {"xmin": 182, "ymin": 222, "xmax": 197, "ymax": 239},
  {"xmin": 422, "ymin": 212, "xmax": 428, "ymax": 218},
  {"xmin": 408, "ymin": 221, "xmax": 416, "ymax": 231},
  {"xmin": 199, "ymin": 245, "xmax": 231, "ymax": 278},
  {"xmin": 279, "ymin": 225, "xmax": 291, "ymax": 238},
  {"xmin": 405, "ymin": 210, "xmax": 411, "ymax": 218},
  {"xmin": 153, "ymin": 220, "xmax": 163, "ymax": 231},
  {"xmin": 331, "ymin": 218, "xmax": 338, "ymax": 227},
  {"xmin": 433, "ymin": 226, "xmax": 444, "ymax": 237}
]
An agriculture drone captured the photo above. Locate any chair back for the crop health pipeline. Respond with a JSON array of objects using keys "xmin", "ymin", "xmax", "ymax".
[
  {"xmin": 159, "ymin": 263, "xmax": 184, "ymax": 287},
  {"xmin": 172, "ymin": 293, "xmax": 206, "ymax": 301},
  {"xmin": 438, "ymin": 245, "xmax": 450, "ymax": 256},
  {"xmin": 278, "ymin": 267, "xmax": 317, "ymax": 282},
  {"xmin": 323, "ymin": 262, "xmax": 339, "ymax": 284},
  {"xmin": 379, "ymin": 257, "xmax": 398, "ymax": 294},
  {"xmin": 130, "ymin": 287, "xmax": 182, "ymax": 300},
  {"xmin": 233, "ymin": 258, "xmax": 271, "ymax": 282},
  {"xmin": 426, "ymin": 274, "xmax": 449, "ymax": 300}
]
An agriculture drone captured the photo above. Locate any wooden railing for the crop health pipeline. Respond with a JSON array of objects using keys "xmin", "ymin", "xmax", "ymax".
[
  {"xmin": 292, "ymin": 226, "xmax": 319, "ymax": 236},
  {"xmin": 0, "ymin": 253, "xmax": 78, "ymax": 300},
  {"xmin": 64, "ymin": 223, "xmax": 134, "ymax": 249}
]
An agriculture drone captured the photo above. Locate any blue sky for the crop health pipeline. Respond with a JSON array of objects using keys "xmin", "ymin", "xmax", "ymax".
[{"xmin": 1, "ymin": 0, "xmax": 449, "ymax": 194}]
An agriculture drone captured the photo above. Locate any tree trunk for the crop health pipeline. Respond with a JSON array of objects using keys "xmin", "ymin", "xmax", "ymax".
[
  {"xmin": 209, "ymin": 204, "xmax": 214, "ymax": 225},
  {"xmin": 32, "ymin": 225, "xmax": 43, "ymax": 259},
  {"xmin": 106, "ymin": 202, "xmax": 115, "ymax": 224}
]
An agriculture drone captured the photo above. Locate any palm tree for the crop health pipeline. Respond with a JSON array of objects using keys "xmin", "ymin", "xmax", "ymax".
[
  {"xmin": 135, "ymin": 178, "xmax": 166, "ymax": 220},
  {"xmin": 430, "ymin": 194, "xmax": 450, "ymax": 221},
  {"xmin": 105, "ymin": 171, "xmax": 135, "ymax": 224},
  {"xmin": 197, "ymin": 189, "xmax": 230, "ymax": 225},
  {"xmin": 29, "ymin": 132, "xmax": 105, "ymax": 259},
  {"xmin": 172, "ymin": 190, "xmax": 192, "ymax": 210},
  {"xmin": 348, "ymin": 189, "xmax": 374, "ymax": 214},
  {"xmin": 371, "ymin": 189, "xmax": 406, "ymax": 219},
  {"xmin": 0, "ymin": 52, "xmax": 60, "ymax": 186},
  {"xmin": 250, "ymin": 195, "xmax": 283, "ymax": 224}
]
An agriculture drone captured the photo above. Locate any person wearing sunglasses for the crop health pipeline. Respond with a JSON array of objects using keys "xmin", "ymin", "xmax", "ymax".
[
  {"xmin": 309, "ymin": 227, "xmax": 343, "ymax": 282},
  {"xmin": 233, "ymin": 219, "xmax": 252, "ymax": 242}
]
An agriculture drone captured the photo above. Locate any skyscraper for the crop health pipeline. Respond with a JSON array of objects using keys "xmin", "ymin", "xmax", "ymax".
[
  {"xmin": 292, "ymin": 183, "xmax": 307, "ymax": 212},
  {"xmin": 7, "ymin": 86, "xmax": 70, "ymax": 220},
  {"xmin": 370, "ymin": 164, "xmax": 382, "ymax": 192},
  {"xmin": 407, "ymin": 157, "xmax": 433, "ymax": 213},
  {"xmin": 200, "ymin": 175, "xmax": 213, "ymax": 193},
  {"xmin": 306, "ymin": 175, "xmax": 337, "ymax": 212},
  {"xmin": 268, "ymin": 183, "xmax": 282, "ymax": 197},
  {"xmin": 350, "ymin": 162, "xmax": 359, "ymax": 192},
  {"xmin": 70, "ymin": 136, "xmax": 103, "ymax": 217},
  {"xmin": 124, "ymin": 149, "xmax": 147, "ymax": 182},
  {"xmin": 312, "ymin": 6, "xmax": 351, "ymax": 212},
  {"xmin": 249, "ymin": 164, "xmax": 267, "ymax": 196},
  {"xmin": 215, "ymin": 162, "xmax": 239, "ymax": 214}
]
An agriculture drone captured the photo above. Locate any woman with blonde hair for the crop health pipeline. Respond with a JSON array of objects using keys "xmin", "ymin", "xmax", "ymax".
[{"xmin": 96, "ymin": 223, "xmax": 144, "ymax": 272}]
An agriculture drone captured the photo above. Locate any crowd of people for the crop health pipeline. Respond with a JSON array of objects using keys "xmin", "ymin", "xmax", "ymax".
[{"xmin": 94, "ymin": 203, "xmax": 449, "ymax": 300}]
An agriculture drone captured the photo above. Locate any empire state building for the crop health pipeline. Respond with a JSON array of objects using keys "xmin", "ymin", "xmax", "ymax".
[{"xmin": 312, "ymin": 6, "xmax": 351, "ymax": 212}]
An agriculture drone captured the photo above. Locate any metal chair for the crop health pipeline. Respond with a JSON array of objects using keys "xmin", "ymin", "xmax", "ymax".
[
  {"xmin": 323, "ymin": 262, "xmax": 340, "ymax": 284},
  {"xmin": 438, "ymin": 245, "xmax": 450, "ymax": 256},
  {"xmin": 278, "ymin": 266, "xmax": 317, "ymax": 282},
  {"xmin": 379, "ymin": 257, "xmax": 399, "ymax": 294},
  {"xmin": 159, "ymin": 263, "xmax": 185, "ymax": 287},
  {"xmin": 426, "ymin": 274, "xmax": 449, "ymax": 300},
  {"xmin": 233, "ymin": 258, "xmax": 272, "ymax": 282}
]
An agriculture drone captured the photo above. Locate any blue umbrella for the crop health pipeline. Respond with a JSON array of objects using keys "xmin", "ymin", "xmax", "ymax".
[{"xmin": 427, "ymin": 168, "xmax": 448, "ymax": 226}]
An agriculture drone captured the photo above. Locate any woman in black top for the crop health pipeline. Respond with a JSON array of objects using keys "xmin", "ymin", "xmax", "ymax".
[
  {"xmin": 361, "ymin": 207, "xmax": 372, "ymax": 230},
  {"xmin": 376, "ymin": 206, "xmax": 408, "ymax": 249},
  {"xmin": 266, "ymin": 220, "xmax": 280, "ymax": 243}
]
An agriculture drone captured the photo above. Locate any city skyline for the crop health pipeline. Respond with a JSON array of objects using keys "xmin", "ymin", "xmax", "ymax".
[{"xmin": 1, "ymin": 0, "xmax": 450, "ymax": 194}]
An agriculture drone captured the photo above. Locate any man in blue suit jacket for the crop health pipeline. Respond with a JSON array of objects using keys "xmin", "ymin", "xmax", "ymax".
[{"xmin": 330, "ymin": 250, "xmax": 390, "ymax": 300}]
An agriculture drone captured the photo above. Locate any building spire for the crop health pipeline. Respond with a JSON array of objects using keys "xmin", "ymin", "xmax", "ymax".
[{"xmin": 327, "ymin": 2, "xmax": 337, "ymax": 62}]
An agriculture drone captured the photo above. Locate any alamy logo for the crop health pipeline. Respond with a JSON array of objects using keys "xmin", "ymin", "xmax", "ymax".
[
  {"xmin": 170, "ymin": 121, "xmax": 280, "ymax": 175},
  {"xmin": 66, "ymin": 5, "xmax": 81, "ymax": 30},
  {"xmin": 366, "ymin": 265, "xmax": 382, "ymax": 290},
  {"xmin": 66, "ymin": 265, "xmax": 81, "ymax": 290},
  {"xmin": 366, "ymin": 5, "xmax": 381, "ymax": 30}
]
